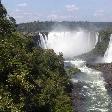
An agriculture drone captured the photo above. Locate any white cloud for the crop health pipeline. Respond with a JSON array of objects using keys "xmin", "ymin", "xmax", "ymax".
[
  {"xmin": 94, "ymin": 10, "xmax": 104, "ymax": 17},
  {"xmin": 65, "ymin": 4, "xmax": 79, "ymax": 12},
  {"xmin": 10, "ymin": 9, "xmax": 41, "ymax": 23},
  {"xmin": 17, "ymin": 3, "xmax": 28, "ymax": 7}
]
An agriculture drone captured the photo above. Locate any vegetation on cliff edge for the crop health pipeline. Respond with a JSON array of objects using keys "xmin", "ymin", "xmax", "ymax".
[{"xmin": 0, "ymin": 3, "xmax": 73, "ymax": 112}]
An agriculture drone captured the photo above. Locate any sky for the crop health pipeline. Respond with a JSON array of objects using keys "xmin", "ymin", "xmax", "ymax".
[{"xmin": 2, "ymin": 0, "xmax": 112, "ymax": 23}]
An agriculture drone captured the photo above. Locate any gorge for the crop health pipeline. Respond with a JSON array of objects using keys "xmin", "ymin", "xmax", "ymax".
[
  {"xmin": 1, "ymin": 1, "xmax": 112, "ymax": 111},
  {"xmin": 35, "ymin": 30, "xmax": 112, "ymax": 112}
]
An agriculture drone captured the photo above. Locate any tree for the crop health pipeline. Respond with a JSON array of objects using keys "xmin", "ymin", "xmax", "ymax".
[
  {"xmin": 9, "ymin": 17, "xmax": 16, "ymax": 25},
  {"xmin": 0, "ymin": 1, "xmax": 7, "ymax": 17},
  {"xmin": 0, "ymin": 33, "xmax": 73, "ymax": 112},
  {"xmin": 0, "ymin": 1, "xmax": 16, "ymax": 36},
  {"xmin": 0, "ymin": 3, "xmax": 73, "ymax": 112}
]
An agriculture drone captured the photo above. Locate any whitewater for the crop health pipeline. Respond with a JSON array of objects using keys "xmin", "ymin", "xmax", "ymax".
[
  {"xmin": 65, "ymin": 60, "xmax": 112, "ymax": 112},
  {"xmin": 38, "ymin": 30, "xmax": 112, "ymax": 112},
  {"xmin": 104, "ymin": 34, "xmax": 112, "ymax": 63},
  {"xmin": 39, "ymin": 31, "xmax": 98, "ymax": 58}
]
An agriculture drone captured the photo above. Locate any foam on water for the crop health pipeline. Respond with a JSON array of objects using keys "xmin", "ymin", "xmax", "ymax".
[
  {"xmin": 39, "ymin": 30, "xmax": 112, "ymax": 111},
  {"xmin": 66, "ymin": 59, "xmax": 112, "ymax": 112}
]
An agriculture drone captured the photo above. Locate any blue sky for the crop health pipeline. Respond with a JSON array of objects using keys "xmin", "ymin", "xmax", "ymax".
[{"xmin": 2, "ymin": 0, "xmax": 112, "ymax": 23}]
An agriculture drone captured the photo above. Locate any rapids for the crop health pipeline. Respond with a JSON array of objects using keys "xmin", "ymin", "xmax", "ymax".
[
  {"xmin": 38, "ymin": 30, "xmax": 112, "ymax": 112},
  {"xmin": 65, "ymin": 60, "xmax": 112, "ymax": 112}
]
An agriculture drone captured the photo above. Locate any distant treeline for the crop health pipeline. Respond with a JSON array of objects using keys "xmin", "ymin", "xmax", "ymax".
[{"xmin": 17, "ymin": 21, "xmax": 112, "ymax": 32}]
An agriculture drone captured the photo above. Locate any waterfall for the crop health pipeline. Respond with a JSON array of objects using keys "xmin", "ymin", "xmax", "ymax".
[
  {"xmin": 95, "ymin": 32, "xmax": 99, "ymax": 46},
  {"xmin": 40, "ymin": 31, "xmax": 98, "ymax": 58},
  {"xmin": 104, "ymin": 34, "xmax": 112, "ymax": 63},
  {"xmin": 37, "ymin": 30, "xmax": 112, "ymax": 111},
  {"xmin": 38, "ymin": 33, "xmax": 48, "ymax": 49}
]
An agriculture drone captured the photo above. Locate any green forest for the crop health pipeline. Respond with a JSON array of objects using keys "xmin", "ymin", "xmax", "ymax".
[
  {"xmin": 0, "ymin": 3, "xmax": 74, "ymax": 112},
  {"xmin": 1, "ymin": 1, "xmax": 112, "ymax": 112},
  {"xmin": 17, "ymin": 21, "xmax": 112, "ymax": 32}
]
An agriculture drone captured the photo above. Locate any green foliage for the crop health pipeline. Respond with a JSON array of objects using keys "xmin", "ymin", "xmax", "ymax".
[
  {"xmin": 0, "ymin": 33, "xmax": 73, "ymax": 112},
  {"xmin": 0, "ymin": 30, "xmax": 72, "ymax": 112},
  {"xmin": 92, "ymin": 30, "xmax": 111, "ymax": 55},
  {"xmin": 66, "ymin": 67, "xmax": 81, "ymax": 76},
  {"xmin": 0, "ymin": 3, "xmax": 16, "ymax": 36},
  {"xmin": 0, "ymin": 3, "xmax": 73, "ymax": 112},
  {"xmin": 0, "ymin": 18, "xmax": 16, "ymax": 36},
  {"xmin": 17, "ymin": 21, "xmax": 112, "ymax": 32},
  {"xmin": 0, "ymin": 3, "xmax": 7, "ymax": 17}
]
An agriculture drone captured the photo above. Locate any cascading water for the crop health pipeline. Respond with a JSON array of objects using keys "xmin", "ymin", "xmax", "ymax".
[
  {"xmin": 38, "ymin": 33, "xmax": 48, "ymax": 49},
  {"xmin": 65, "ymin": 60, "xmax": 112, "ymax": 112},
  {"xmin": 38, "ymin": 30, "xmax": 112, "ymax": 112},
  {"xmin": 104, "ymin": 34, "xmax": 112, "ymax": 63},
  {"xmin": 95, "ymin": 32, "xmax": 99, "ymax": 46},
  {"xmin": 41, "ymin": 31, "xmax": 98, "ymax": 58}
]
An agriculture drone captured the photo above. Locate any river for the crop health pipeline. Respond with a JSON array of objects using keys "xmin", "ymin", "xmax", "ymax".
[{"xmin": 65, "ymin": 59, "xmax": 112, "ymax": 112}]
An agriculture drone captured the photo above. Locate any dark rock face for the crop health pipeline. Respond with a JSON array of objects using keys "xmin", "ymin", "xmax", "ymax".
[{"xmin": 87, "ymin": 63, "xmax": 112, "ymax": 91}]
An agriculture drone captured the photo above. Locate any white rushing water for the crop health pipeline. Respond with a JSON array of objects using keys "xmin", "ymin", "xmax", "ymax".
[
  {"xmin": 40, "ymin": 30, "xmax": 112, "ymax": 111},
  {"xmin": 39, "ymin": 33, "xmax": 48, "ymax": 49},
  {"xmin": 65, "ymin": 60, "xmax": 112, "ymax": 112},
  {"xmin": 104, "ymin": 34, "xmax": 112, "ymax": 63},
  {"xmin": 41, "ymin": 31, "xmax": 98, "ymax": 58}
]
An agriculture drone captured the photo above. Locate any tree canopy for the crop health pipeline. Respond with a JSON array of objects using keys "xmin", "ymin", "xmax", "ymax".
[
  {"xmin": 0, "ymin": 3, "xmax": 73, "ymax": 112},
  {"xmin": 0, "ymin": 2, "xmax": 16, "ymax": 36}
]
